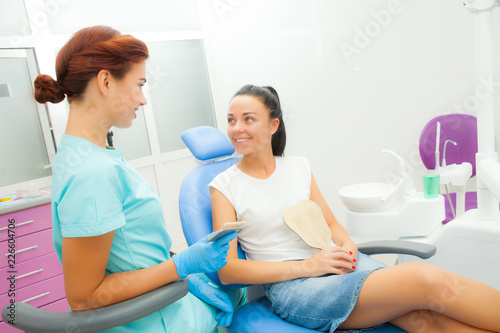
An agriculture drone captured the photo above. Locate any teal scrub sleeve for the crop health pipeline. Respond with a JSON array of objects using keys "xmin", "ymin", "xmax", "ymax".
[{"xmin": 57, "ymin": 163, "xmax": 126, "ymax": 237}]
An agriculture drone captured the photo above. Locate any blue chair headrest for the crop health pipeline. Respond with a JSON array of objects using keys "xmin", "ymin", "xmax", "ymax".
[
  {"xmin": 181, "ymin": 126, "xmax": 235, "ymax": 161},
  {"xmin": 179, "ymin": 126, "xmax": 246, "ymax": 289}
]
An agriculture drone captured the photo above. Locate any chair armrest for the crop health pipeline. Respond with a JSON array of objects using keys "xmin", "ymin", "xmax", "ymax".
[
  {"xmin": 357, "ymin": 240, "xmax": 436, "ymax": 259},
  {"xmin": 1, "ymin": 279, "xmax": 188, "ymax": 333}
]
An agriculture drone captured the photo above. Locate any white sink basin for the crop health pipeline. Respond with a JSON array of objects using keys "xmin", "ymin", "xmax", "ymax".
[{"xmin": 338, "ymin": 183, "xmax": 397, "ymax": 213}]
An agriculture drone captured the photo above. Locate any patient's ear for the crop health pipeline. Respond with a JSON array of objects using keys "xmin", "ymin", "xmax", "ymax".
[{"xmin": 271, "ymin": 118, "xmax": 279, "ymax": 133}]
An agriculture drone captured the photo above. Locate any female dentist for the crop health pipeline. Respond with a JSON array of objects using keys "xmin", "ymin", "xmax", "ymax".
[{"xmin": 33, "ymin": 25, "xmax": 242, "ymax": 332}]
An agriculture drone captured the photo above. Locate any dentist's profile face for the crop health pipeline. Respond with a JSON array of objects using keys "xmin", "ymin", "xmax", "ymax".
[
  {"xmin": 227, "ymin": 94, "xmax": 277, "ymax": 155},
  {"xmin": 107, "ymin": 60, "xmax": 148, "ymax": 129}
]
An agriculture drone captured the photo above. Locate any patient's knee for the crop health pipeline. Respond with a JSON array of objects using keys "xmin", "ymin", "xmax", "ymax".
[{"xmin": 410, "ymin": 263, "xmax": 463, "ymax": 309}]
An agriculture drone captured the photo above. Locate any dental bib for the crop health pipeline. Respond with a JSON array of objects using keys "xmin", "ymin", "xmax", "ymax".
[{"xmin": 283, "ymin": 200, "xmax": 333, "ymax": 250}]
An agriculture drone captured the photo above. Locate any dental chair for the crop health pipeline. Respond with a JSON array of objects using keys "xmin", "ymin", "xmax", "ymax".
[
  {"xmin": 419, "ymin": 114, "xmax": 480, "ymax": 223},
  {"xmin": 179, "ymin": 126, "xmax": 437, "ymax": 333},
  {"xmin": 1, "ymin": 275, "xmax": 187, "ymax": 332}
]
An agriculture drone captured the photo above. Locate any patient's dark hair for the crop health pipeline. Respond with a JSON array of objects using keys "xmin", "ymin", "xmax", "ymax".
[{"xmin": 233, "ymin": 85, "xmax": 286, "ymax": 156}]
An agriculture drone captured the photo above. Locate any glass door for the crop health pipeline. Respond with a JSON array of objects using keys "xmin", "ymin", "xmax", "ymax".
[{"xmin": 0, "ymin": 48, "xmax": 55, "ymax": 189}]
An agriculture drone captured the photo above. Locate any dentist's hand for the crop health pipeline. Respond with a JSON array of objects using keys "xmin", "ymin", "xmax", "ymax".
[
  {"xmin": 173, "ymin": 231, "xmax": 237, "ymax": 279},
  {"xmin": 187, "ymin": 274, "xmax": 234, "ymax": 327}
]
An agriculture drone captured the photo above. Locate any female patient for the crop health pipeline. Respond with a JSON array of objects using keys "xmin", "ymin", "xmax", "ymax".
[
  {"xmin": 34, "ymin": 25, "xmax": 242, "ymax": 332},
  {"xmin": 210, "ymin": 84, "xmax": 500, "ymax": 332}
]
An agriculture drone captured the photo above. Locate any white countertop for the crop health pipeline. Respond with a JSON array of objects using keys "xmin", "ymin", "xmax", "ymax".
[{"xmin": 0, "ymin": 192, "xmax": 51, "ymax": 215}]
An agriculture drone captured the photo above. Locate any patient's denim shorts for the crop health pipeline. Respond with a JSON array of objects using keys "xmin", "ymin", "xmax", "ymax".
[{"xmin": 263, "ymin": 253, "xmax": 388, "ymax": 332}]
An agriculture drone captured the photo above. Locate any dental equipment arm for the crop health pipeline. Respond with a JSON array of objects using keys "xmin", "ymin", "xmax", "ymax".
[
  {"xmin": 463, "ymin": 0, "xmax": 500, "ymax": 13},
  {"xmin": 435, "ymin": 121, "xmax": 441, "ymax": 170},
  {"xmin": 477, "ymin": 158, "xmax": 500, "ymax": 202},
  {"xmin": 439, "ymin": 160, "xmax": 472, "ymax": 218},
  {"xmin": 463, "ymin": 0, "xmax": 500, "ymax": 217},
  {"xmin": 442, "ymin": 140, "xmax": 457, "ymax": 168}
]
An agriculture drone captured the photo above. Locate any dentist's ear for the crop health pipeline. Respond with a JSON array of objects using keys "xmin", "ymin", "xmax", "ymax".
[{"xmin": 96, "ymin": 70, "xmax": 112, "ymax": 97}]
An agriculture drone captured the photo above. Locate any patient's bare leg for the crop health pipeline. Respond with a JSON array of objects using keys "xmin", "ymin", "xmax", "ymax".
[
  {"xmin": 338, "ymin": 262, "xmax": 500, "ymax": 332},
  {"xmin": 389, "ymin": 309, "xmax": 495, "ymax": 333}
]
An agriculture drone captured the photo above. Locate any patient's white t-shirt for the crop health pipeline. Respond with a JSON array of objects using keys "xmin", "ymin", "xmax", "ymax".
[{"xmin": 209, "ymin": 156, "xmax": 320, "ymax": 262}]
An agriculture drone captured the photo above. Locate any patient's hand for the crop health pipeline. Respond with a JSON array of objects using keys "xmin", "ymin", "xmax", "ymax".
[{"xmin": 301, "ymin": 247, "xmax": 356, "ymax": 277}]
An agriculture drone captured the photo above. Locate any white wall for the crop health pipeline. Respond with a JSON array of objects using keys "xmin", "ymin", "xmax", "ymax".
[
  {"xmin": 5, "ymin": 0, "xmax": 500, "ymax": 251},
  {"xmin": 197, "ymin": 0, "xmax": 500, "ymax": 242}
]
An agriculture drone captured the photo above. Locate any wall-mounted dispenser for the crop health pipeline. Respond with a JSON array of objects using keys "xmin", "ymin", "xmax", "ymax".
[{"xmin": 0, "ymin": 83, "xmax": 11, "ymax": 98}]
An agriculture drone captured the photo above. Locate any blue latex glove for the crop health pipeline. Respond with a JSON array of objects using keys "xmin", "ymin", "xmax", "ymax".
[
  {"xmin": 187, "ymin": 274, "xmax": 234, "ymax": 327},
  {"xmin": 173, "ymin": 231, "xmax": 237, "ymax": 279}
]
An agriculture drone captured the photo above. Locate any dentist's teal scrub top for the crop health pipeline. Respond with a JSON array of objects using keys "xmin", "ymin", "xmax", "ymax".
[{"xmin": 51, "ymin": 134, "xmax": 219, "ymax": 332}]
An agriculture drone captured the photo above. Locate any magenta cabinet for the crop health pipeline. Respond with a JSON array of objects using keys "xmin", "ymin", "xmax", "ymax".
[
  {"xmin": 0, "ymin": 319, "xmax": 23, "ymax": 332},
  {"xmin": 0, "ymin": 229, "xmax": 56, "ymax": 269},
  {"xmin": 0, "ymin": 203, "xmax": 52, "ymax": 240},
  {"xmin": 0, "ymin": 202, "xmax": 68, "ymax": 330},
  {"xmin": 0, "ymin": 274, "xmax": 65, "ymax": 309},
  {"xmin": 0, "ymin": 320, "xmax": 21, "ymax": 332},
  {"xmin": 0, "ymin": 252, "xmax": 63, "ymax": 292},
  {"xmin": 41, "ymin": 297, "xmax": 70, "ymax": 312}
]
